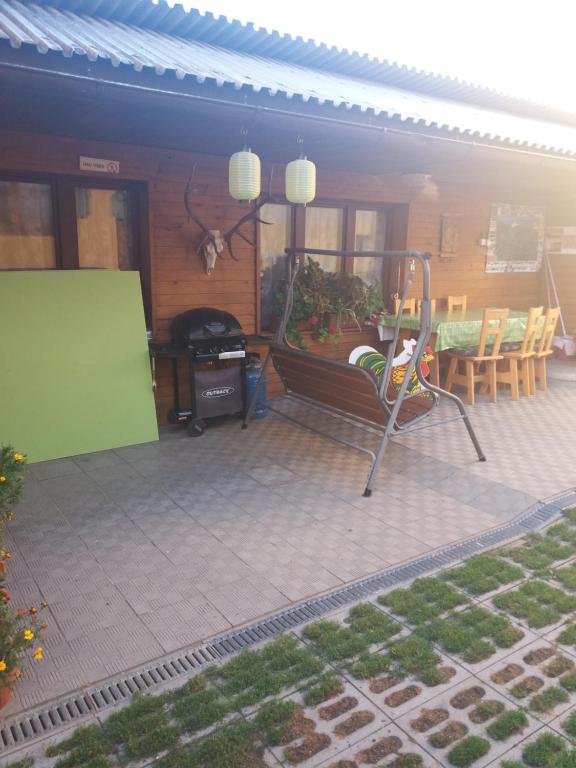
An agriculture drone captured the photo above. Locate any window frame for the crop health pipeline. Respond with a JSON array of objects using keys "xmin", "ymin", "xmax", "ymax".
[
  {"xmin": 0, "ymin": 170, "xmax": 151, "ymax": 323},
  {"xmin": 258, "ymin": 199, "xmax": 395, "ymax": 332}
]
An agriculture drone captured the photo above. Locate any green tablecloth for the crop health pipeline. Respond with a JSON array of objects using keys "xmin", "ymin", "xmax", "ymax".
[{"xmin": 378, "ymin": 309, "xmax": 531, "ymax": 352}]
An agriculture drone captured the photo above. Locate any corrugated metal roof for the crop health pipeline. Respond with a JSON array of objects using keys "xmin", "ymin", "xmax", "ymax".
[
  {"xmin": 37, "ymin": 0, "xmax": 576, "ymax": 124},
  {"xmin": 2, "ymin": 0, "xmax": 576, "ymax": 156}
]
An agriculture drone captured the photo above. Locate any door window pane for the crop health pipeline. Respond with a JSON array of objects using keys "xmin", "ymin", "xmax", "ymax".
[
  {"xmin": 260, "ymin": 203, "xmax": 291, "ymax": 330},
  {"xmin": 305, "ymin": 206, "xmax": 343, "ymax": 272},
  {"xmin": 354, "ymin": 209, "xmax": 386, "ymax": 284},
  {"xmin": 75, "ymin": 188, "xmax": 135, "ymax": 269},
  {"xmin": 0, "ymin": 181, "xmax": 56, "ymax": 268}
]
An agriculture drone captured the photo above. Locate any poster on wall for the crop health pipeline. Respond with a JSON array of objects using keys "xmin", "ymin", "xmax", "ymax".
[{"xmin": 485, "ymin": 203, "xmax": 545, "ymax": 273}]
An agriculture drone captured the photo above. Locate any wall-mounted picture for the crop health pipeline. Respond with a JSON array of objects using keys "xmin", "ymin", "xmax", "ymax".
[{"xmin": 486, "ymin": 203, "xmax": 545, "ymax": 272}]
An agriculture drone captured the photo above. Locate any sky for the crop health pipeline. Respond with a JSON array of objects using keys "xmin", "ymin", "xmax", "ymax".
[{"xmin": 191, "ymin": 0, "xmax": 576, "ymax": 113}]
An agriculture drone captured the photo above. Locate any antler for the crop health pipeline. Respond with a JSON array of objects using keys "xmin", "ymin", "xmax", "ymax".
[
  {"xmin": 184, "ymin": 166, "xmax": 211, "ymax": 239},
  {"xmin": 223, "ymin": 195, "xmax": 273, "ymax": 261}
]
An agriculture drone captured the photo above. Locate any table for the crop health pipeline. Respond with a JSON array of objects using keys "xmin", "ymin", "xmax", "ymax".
[{"xmin": 378, "ymin": 309, "xmax": 531, "ymax": 386}]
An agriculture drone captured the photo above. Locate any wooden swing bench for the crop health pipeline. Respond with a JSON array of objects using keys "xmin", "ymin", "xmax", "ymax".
[{"xmin": 244, "ymin": 248, "xmax": 485, "ymax": 497}]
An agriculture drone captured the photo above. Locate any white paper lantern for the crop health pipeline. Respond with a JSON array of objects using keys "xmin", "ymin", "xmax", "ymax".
[
  {"xmin": 229, "ymin": 149, "xmax": 261, "ymax": 202},
  {"xmin": 285, "ymin": 156, "xmax": 316, "ymax": 205}
]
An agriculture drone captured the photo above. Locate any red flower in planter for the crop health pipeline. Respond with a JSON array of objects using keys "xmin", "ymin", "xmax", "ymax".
[
  {"xmin": 328, "ymin": 326, "xmax": 338, "ymax": 335},
  {"xmin": 307, "ymin": 315, "xmax": 319, "ymax": 327}
]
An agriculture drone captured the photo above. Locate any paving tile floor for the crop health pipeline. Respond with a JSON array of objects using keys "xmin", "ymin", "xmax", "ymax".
[{"xmin": 4, "ymin": 380, "xmax": 576, "ymax": 716}]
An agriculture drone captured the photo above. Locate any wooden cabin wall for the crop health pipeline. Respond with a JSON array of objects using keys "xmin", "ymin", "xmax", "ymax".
[{"xmin": 0, "ymin": 129, "xmax": 571, "ymax": 424}]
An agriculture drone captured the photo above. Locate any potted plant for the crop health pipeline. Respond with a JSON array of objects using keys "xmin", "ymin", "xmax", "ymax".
[
  {"xmin": 0, "ymin": 599, "xmax": 46, "ymax": 709},
  {"xmin": 273, "ymin": 257, "xmax": 385, "ymax": 348}
]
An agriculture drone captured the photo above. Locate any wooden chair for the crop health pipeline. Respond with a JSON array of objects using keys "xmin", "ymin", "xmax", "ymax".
[
  {"xmin": 533, "ymin": 307, "xmax": 561, "ymax": 391},
  {"xmin": 416, "ymin": 298, "xmax": 437, "ymax": 314},
  {"xmin": 444, "ymin": 308, "xmax": 509, "ymax": 405},
  {"xmin": 394, "ymin": 297, "xmax": 416, "ymax": 316},
  {"xmin": 494, "ymin": 306, "xmax": 543, "ymax": 399},
  {"xmin": 448, "ymin": 295, "xmax": 467, "ymax": 312}
]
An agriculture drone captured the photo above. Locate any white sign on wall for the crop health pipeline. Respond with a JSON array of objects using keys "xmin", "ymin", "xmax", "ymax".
[{"xmin": 79, "ymin": 156, "xmax": 120, "ymax": 174}]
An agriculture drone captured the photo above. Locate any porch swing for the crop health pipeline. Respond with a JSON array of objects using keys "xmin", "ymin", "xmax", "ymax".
[{"xmin": 243, "ymin": 248, "xmax": 485, "ymax": 496}]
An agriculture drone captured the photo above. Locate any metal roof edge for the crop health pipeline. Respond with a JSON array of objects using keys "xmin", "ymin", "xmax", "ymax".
[{"xmin": 37, "ymin": 0, "xmax": 576, "ymax": 125}]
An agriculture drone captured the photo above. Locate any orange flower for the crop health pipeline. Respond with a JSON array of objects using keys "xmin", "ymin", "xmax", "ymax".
[
  {"xmin": 0, "ymin": 477, "xmax": 5, "ymax": 483},
  {"xmin": 41, "ymin": 601, "xmax": 48, "ymax": 609},
  {"xmin": 33, "ymin": 647, "xmax": 43, "ymax": 661},
  {"xmin": 29, "ymin": 606, "xmax": 37, "ymax": 615},
  {"xmin": 17, "ymin": 607, "xmax": 26, "ymax": 617},
  {"xmin": 0, "ymin": 588, "xmax": 10, "ymax": 602},
  {"xmin": 24, "ymin": 630, "xmax": 34, "ymax": 641},
  {"xmin": 0, "ymin": 661, "xmax": 6, "ymax": 672}
]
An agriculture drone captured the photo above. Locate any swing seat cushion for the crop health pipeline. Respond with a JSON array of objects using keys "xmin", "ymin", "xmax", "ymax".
[{"xmin": 269, "ymin": 343, "xmax": 435, "ymax": 429}]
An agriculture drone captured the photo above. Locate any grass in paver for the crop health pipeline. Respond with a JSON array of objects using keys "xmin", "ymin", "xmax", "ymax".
[
  {"xmin": 45, "ymin": 724, "xmax": 113, "ymax": 768},
  {"xmin": 522, "ymin": 732, "xmax": 567, "ymax": 766},
  {"xmin": 302, "ymin": 673, "xmax": 344, "ymax": 706},
  {"xmin": 447, "ymin": 735, "xmax": 491, "ymax": 767},
  {"xmin": 443, "ymin": 554, "xmax": 525, "ymax": 596},
  {"xmin": 215, "ymin": 635, "xmax": 324, "ymax": 707},
  {"xmin": 170, "ymin": 677, "xmax": 229, "ymax": 734},
  {"xmin": 561, "ymin": 710, "xmax": 576, "ymax": 738},
  {"xmin": 529, "ymin": 686, "xmax": 570, "ymax": 714},
  {"xmin": 387, "ymin": 634, "xmax": 448, "ymax": 685},
  {"xmin": 558, "ymin": 624, "xmax": 576, "ymax": 646},
  {"xmin": 499, "ymin": 532, "xmax": 575, "ymax": 572},
  {"xmin": 510, "ymin": 676, "xmax": 544, "ymax": 699},
  {"xmin": 469, "ymin": 700, "xmax": 506, "ymax": 723},
  {"xmin": 554, "ymin": 564, "xmax": 576, "ymax": 593},
  {"xmin": 349, "ymin": 651, "xmax": 390, "ymax": 679},
  {"xmin": 5, "ymin": 762, "xmax": 34, "ymax": 768},
  {"xmin": 544, "ymin": 656, "xmax": 575, "ymax": 678},
  {"xmin": 419, "ymin": 605, "xmax": 524, "ymax": 664},
  {"xmin": 302, "ymin": 603, "xmax": 401, "ymax": 663},
  {"xmin": 485, "ymin": 709, "xmax": 529, "ymax": 740},
  {"xmin": 378, "ymin": 577, "xmax": 469, "ymax": 624},
  {"xmin": 561, "ymin": 671, "xmax": 576, "ymax": 692},
  {"xmin": 492, "ymin": 581, "xmax": 576, "ymax": 628}
]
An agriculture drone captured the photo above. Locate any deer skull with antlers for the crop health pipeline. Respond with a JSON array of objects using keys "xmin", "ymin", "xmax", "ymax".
[{"xmin": 184, "ymin": 174, "xmax": 273, "ymax": 274}]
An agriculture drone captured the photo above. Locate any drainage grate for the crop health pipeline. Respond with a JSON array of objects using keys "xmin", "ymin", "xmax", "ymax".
[{"xmin": 1, "ymin": 488, "xmax": 574, "ymax": 757}]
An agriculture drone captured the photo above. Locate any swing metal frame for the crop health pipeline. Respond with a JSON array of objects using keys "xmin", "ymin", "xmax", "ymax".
[{"xmin": 243, "ymin": 247, "xmax": 485, "ymax": 496}]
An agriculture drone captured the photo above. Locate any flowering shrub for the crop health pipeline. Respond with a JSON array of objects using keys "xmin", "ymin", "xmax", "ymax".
[
  {"xmin": 0, "ymin": 599, "xmax": 47, "ymax": 690},
  {"xmin": 0, "ymin": 446, "xmax": 27, "ymax": 524},
  {"xmin": 0, "ymin": 446, "xmax": 44, "ymax": 695}
]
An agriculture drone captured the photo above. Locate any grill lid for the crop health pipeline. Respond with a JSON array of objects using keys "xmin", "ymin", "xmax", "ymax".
[{"xmin": 172, "ymin": 307, "xmax": 245, "ymax": 346}]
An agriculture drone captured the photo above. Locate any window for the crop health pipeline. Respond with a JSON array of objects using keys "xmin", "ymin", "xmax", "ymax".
[
  {"xmin": 485, "ymin": 203, "xmax": 545, "ymax": 273},
  {"xmin": 259, "ymin": 202, "xmax": 387, "ymax": 330},
  {"xmin": 260, "ymin": 203, "xmax": 291, "ymax": 329},
  {"xmin": 0, "ymin": 181, "xmax": 56, "ymax": 269},
  {"xmin": 75, "ymin": 187, "xmax": 136, "ymax": 270},
  {"xmin": 305, "ymin": 206, "xmax": 343, "ymax": 272},
  {"xmin": 0, "ymin": 174, "xmax": 143, "ymax": 273}
]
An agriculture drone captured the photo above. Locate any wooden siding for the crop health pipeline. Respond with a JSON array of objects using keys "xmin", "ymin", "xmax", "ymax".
[{"xmin": 0, "ymin": 129, "xmax": 573, "ymax": 423}]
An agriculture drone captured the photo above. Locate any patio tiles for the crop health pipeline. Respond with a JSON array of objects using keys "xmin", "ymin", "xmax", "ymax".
[{"xmin": 3, "ymin": 380, "xmax": 576, "ymax": 718}]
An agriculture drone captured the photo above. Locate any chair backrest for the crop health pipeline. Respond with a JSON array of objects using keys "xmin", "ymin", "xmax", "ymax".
[
  {"xmin": 269, "ymin": 343, "xmax": 434, "ymax": 428},
  {"xmin": 448, "ymin": 295, "xmax": 467, "ymax": 312},
  {"xmin": 519, "ymin": 306, "xmax": 544, "ymax": 355},
  {"xmin": 416, "ymin": 298, "xmax": 437, "ymax": 314},
  {"xmin": 537, "ymin": 307, "xmax": 561, "ymax": 354},
  {"xmin": 477, "ymin": 308, "xmax": 509, "ymax": 357},
  {"xmin": 394, "ymin": 298, "xmax": 416, "ymax": 316}
]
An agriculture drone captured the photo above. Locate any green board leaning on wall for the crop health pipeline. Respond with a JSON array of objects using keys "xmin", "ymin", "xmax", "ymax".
[{"xmin": 0, "ymin": 270, "xmax": 158, "ymax": 463}]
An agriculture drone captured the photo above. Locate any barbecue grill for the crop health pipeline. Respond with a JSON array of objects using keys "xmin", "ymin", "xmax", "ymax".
[{"xmin": 149, "ymin": 307, "xmax": 247, "ymax": 436}]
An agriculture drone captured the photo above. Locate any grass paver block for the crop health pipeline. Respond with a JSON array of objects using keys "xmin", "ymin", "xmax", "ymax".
[
  {"xmin": 493, "ymin": 581, "xmax": 576, "ymax": 628},
  {"xmin": 447, "ymin": 736, "xmax": 490, "ymax": 767},
  {"xmin": 443, "ymin": 554, "xmax": 524, "ymax": 595},
  {"xmin": 379, "ymin": 577, "xmax": 468, "ymax": 624}
]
